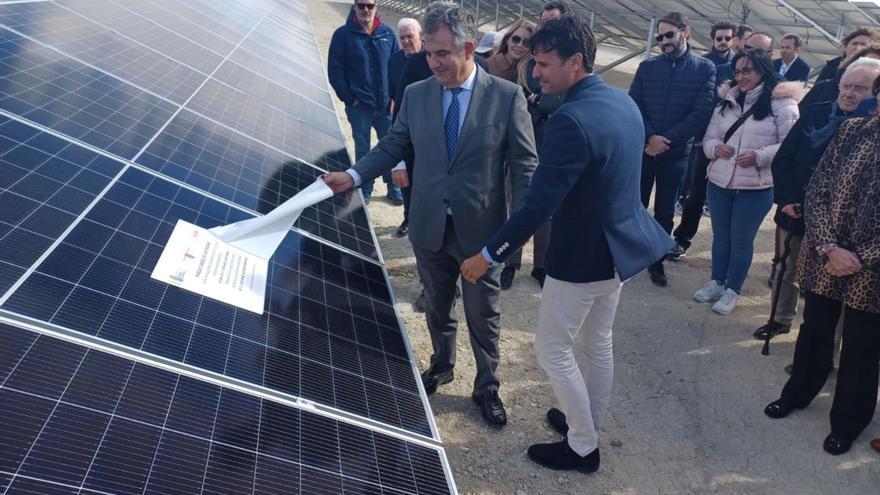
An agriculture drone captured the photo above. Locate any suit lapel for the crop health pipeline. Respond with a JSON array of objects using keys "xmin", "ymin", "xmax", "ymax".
[{"xmin": 449, "ymin": 66, "xmax": 492, "ymax": 169}]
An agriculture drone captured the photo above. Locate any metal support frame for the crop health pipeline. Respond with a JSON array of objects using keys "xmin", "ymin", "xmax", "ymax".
[
  {"xmin": 774, "ymin": 0, "xmax": 841, "ymax": 45},
  {"xmin": 598, "ymin": 44, "xmax": 653, "ymax": 74},
  {"xmin": 644, "ymin": 16, "xmax": 655, "ymax": 61}
]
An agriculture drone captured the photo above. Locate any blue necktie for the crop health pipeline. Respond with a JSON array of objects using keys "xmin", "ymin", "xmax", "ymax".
[{"xmin": 445, "ymin": 87, "xmax": 463, "ymax": 161}]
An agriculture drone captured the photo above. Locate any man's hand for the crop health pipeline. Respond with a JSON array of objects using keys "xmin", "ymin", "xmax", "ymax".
[
  {"xmin": 715, "ymin": 144, "xmax": 735, "ymax": 159},
  {"xmin": 824, "ymin": 248, "xmax": 862, "ymax": 277},
  {"xmin": 645, "ymin": 135, "xmax": 671, "ymax": 156},
  {"xmin": 781, "ymin": 203, "xmax": 801, "ymax": 218},
  {"xmin": 461, "ymin": 253, "xmax": 491, "ymax": 284},
  {"xmin": 392, "ymin": 170, "xmax": 409, "ymax": 188},
  {"xmin": 735, "ymin": 150, "xmax": 758, "ymax": 168},
  {"xmin": 322, "ymin": 172, "xmax": 355, "ymax": 193}
]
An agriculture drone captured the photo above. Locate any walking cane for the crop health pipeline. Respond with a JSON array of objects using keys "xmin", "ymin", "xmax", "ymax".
[{"xmin": 762, "ymin": 229, "xmax": 795, "ymax": 355}]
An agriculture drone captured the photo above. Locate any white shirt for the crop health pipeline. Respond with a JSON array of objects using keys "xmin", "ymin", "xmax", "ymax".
[
  {"xmin": 349, "ymin": 64, "xmax": 479, "ymax": 181},
  {"xmin": 778, "ymin": 54, "xmax": 798, "ymax": 76}
]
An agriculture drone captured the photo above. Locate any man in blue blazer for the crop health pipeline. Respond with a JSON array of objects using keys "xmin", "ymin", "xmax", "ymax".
[
  {"xmin": 774, "ymin": 33, "xmax": 810, "ymax": 83},
  {"xmin": 462, "ymin": 15, "xmax": 672, "ymax": 473}
]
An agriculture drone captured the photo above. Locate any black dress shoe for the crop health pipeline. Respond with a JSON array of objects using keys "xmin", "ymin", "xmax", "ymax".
[
  {"xmin": 394, "ymin": 220, "xmax": 409, "ymax": 238},
  {"xmin": 546, "ymin": 407, "xmax": 568, "ymax": 436},
  {"xmin": 500, "ymin": 266, "xmax": 516, "ymax": 290},
  {"xmin": 666, "ymin": 242, "xmax": 686, "ymax": 261},
  {"xmin": 420, "ymin": 366, "xmax": 453, "ymax": 395},
  {"xmin": 753, "ymin": 321, "xmax": 791, "ymax": 340},
  {"xmin": 764, "ymin": 399, "xmax": 796, "ymax": 419},
  {"xmin": 472, "ymin": 389, "xmax": 507, "ymax": 426},
  {"xmin": 530, "ymin": 268, "xmax": 546, "ymax": 287},
  {"xmin": 648, "ymin": 261, "xmax": 667, "ymax": 287},
  {"xmin": 823, "ymin": 433, "xmax": 853, "ymax": 455},
  {"xmin": 527, "ymin": 440, "xmax": 599, "ymax": 473}
]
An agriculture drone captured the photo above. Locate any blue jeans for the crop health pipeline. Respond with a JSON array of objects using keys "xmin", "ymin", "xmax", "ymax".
[
  {"xmin": 345, "ymin": 105, "xmax": 396, "ymax": 198},
  {"xmin": 706, "ymin": 183, "xmax": 773, "ymax": 293},
  {"xmin": 640, "ymin": 154, "xmax": 689, "ymax": 234}
]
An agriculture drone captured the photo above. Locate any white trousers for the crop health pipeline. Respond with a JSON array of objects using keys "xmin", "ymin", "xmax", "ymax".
[{"xmin": 535, "ymin": 275, "xmax": 622, "ymax": 456}]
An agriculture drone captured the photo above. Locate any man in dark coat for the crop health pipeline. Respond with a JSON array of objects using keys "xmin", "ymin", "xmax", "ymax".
[
  {"xmin": 774, "ymin": 33, "xmax": 810, "ymax": 83},
  {"xmin": 462, "ymin": 15, "xmax": 671, "ymax": 473},
  {"xmin": 628, "ymin": 12, "xmax": 715, "ymax": 287},
  {"xmin": 328, "ymin": 1, "xmax": 400, "ymax": 203},
  {"xmin": 705, "ymin": 20, "xmax": 736, "ymax": 66}
]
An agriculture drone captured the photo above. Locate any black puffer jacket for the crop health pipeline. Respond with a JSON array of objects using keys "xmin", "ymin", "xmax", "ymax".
[
  {"xmin": 771, "ymin": 100, "xmax": 833, "ymax": 235},
  {"xmin": 628, "ymin": 47, "xmax": 716, "ymax": 158}
]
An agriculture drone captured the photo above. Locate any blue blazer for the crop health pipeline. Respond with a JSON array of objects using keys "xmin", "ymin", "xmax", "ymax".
[
  {"xmin": 774, "ymin": 57, "xmax": 810, "ymax": 83},
  {"xmin": 486, "ymin": 76, "xmax": 673, "ymax": 283}
]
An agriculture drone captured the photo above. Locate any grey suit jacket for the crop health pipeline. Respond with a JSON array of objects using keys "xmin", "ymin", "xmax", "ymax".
[{"xmin": 353, "ymin": 65, "xmax": 538, "ymax": 255}]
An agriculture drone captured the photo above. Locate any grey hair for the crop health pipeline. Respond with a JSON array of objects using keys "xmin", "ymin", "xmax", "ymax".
[
  {"xmin": 398, "ymin": 17, "xmax": 421, "ymax": 33},
  {"xmin": 422, "ymin": 1, "xmax": 476, "ymax": 49},
  {"xmin": 843, "ymin": 57, "xmax": 880, "ymax": 78}
]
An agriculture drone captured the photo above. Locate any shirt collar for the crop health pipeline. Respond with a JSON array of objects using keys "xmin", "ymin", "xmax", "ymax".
[{"xmin": 444, "ymin": 63, "xmax": 477, "ymax": 92}]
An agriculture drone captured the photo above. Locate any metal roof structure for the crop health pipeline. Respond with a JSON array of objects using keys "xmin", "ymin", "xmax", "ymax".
[{"xmin": 384, "ymin": 0, "xmax": 880, "ymax": 77}]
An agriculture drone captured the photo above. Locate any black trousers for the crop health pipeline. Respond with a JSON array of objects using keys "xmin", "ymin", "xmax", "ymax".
[
  {"xmin": 781, "ymin": 291, "xmax": 880, "ymax": 441},
  {"xmin": 401, "ymin": 159, "xmax": 414, "ymax": 223},
  {"xmin": 673, "ymin": 148, "xmax": 710, "ymax": 249}
]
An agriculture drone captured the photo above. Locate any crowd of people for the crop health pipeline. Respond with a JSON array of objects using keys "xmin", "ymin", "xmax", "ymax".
[{"xmin": 325, "ymin": 0, "xmax": 880, "ymax": 474}]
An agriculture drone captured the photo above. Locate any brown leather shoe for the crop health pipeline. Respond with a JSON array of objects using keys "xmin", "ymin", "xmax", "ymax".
[{"xmin": 871, "ymin": 438, "xmax": 880, "ymax": 453}]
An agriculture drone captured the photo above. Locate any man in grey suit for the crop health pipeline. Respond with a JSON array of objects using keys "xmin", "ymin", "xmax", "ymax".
[{"xmin": 323, "ymin": 1, "xmax": 537, "ymax": 427}]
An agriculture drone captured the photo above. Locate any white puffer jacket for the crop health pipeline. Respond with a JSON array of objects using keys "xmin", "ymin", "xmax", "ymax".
[{"xmin": 703, "ymin": 82, "xmax": 802, "ymax": 190}]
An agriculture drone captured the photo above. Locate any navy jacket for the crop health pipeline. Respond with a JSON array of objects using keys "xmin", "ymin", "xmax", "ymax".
[
  {"xmin": 771, "ymin": 100, "xmax": 833, "ymax": 236},
  {"xmin": 486, "ymin": 75, "xmax": 673, "ymax": 283},
  {"xmin": 387, "ymin": 48, "xmax": 415, "ymax": 109},
  {"xmin": 705, "ymin": 48, "xmax": 733, "ymax": 67},
  {"xmin": 815, "ymin": 56, "xmax": 842, "ymax": 84},
  {"xmin": 328, "ymin": 7, "xmax": 399, "ymax": 111},
  {"xmin": 629, "ymin": 47, "xmax": 716, "ymax": 158},
  {"xmin": 774, "ymin": 56, "xmax": 810, "ymax": 83}
]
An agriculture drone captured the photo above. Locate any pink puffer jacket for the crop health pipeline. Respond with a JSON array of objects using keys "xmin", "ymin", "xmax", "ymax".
[{"xmin": 703, "ymin": 82, "xmax": 802, "ymax": 190}]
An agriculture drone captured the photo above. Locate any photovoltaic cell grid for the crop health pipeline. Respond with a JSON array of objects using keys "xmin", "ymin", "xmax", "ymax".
[
  {"xmin": 0, "ymin": 29, "xmax": 178, "ymax": 160},
  {"xmin": 2, "ymin": 167, "xmax": 429, "ymax": 436},
  {"xmin": 0, "ymin": 116, "xmax": 123, "ymax": 295},
  {"xmin": 0, "ymin": 0, "xmax": 450, "ymax": 491},
  {"xmin": 0, "ymin": 1, "xmax": 208, "ymax": 104},
  {"xmin": 0, "ymin": 323, "xmax": 451, "ymax": 495},
  {"xmin": 135, "ymin": 110, "xmax": 377, "ymax": 259}
]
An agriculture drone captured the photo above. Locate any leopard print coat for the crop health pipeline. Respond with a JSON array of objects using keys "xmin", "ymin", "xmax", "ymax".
[{"xmin": 797, "ymin": 116, "xmax": 880, "ymax": 314}]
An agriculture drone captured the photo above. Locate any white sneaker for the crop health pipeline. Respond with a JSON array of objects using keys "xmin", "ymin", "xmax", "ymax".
[
  {"xmin": 712, "ymin": 289, "xmax": 740, "ymax": 315},
  {"xmin": 693, "ymin": 280, "xmax": 725, "ymax": 303}
]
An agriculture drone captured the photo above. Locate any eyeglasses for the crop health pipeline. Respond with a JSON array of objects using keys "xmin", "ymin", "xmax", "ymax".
[
  {"xmin": 654, "ymin": 30, "xmax": 680, "ymax": 43},
  {"xmin": 510, "ymin": 35, "xmax": 529, "ymax": 45},
  {"xmin": 840, "ymin": 83, "xmax": 872, "ymax": 94},
  {"xmin": 355, "ymin": 3, "xmax": 376, "ymax": 10},
  {"xmin": 715, "ymin": 36, "xmax": 732, "ymax": 42},
  {"xmin": 734, "ymin": 68, "xmax": 754, "ymax": 76}
]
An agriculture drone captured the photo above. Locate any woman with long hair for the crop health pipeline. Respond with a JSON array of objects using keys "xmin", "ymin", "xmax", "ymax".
[
  {"xmin": 488, "ymin": 20, "xmax": 536, "ymax": 83},
  {"xmin": 692, "ymin": 48, "xmax": 801, "ymax": 315}
]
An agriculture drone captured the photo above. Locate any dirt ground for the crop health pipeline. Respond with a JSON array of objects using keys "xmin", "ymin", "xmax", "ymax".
[{"xmin": 306, "ymin": 1, "xmax": 879, "ymax": 493}]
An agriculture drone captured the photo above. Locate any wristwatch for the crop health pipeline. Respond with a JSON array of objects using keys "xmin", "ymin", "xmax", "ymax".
[{"xmin": 815, "ymin": 243, "xmax": 839, "ymax": 257}]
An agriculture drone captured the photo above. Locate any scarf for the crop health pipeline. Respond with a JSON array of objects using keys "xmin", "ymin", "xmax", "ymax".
[{"xmin": 806, "ymin": 97, "xmax": 878, "ymax": 150}]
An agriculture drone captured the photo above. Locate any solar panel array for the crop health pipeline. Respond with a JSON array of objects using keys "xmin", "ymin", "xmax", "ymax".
[{"xmin": 0, "ymin": 0, "xmax": 454, "ymax": 493}]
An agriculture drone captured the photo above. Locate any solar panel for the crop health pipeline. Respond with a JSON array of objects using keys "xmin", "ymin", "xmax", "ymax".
[
  {"xmin": 3, "ymin": 166, "xmax": 427, "ymax": 436},
  {"xmin": 0, "ymin": 0, "xmax": 455, "ymax": 492},
  {"xmin": 0, "ymin": 322, "xmax": 452, "ymax": 494}
]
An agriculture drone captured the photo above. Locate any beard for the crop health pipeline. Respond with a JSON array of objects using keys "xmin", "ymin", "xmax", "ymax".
[{"xmin": 663, "ymin": 39, "xmax": 686, "ymax": 59}]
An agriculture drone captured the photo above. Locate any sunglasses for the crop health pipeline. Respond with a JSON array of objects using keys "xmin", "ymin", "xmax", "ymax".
[
  {"xmin": 510, "ymin": 35, "xmax": 529, "ymax": 45},
  {"xmin": 715, "ymin": 36, "xmax": 732, "ymax": 42},
  {"xmin": 654, "ymin": 29, "xmax": 681, "ymax": 43},
  {"xmin": 355, "ymin": 3, "xmax": 375, "ymax": 10}
]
